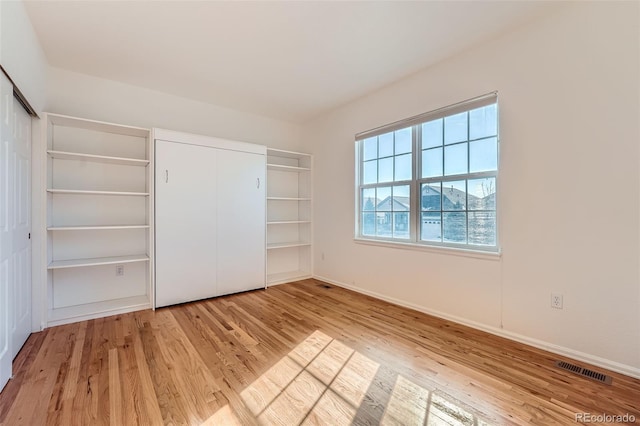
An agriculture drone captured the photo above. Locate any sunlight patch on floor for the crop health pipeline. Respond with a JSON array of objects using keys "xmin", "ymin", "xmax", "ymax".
[
  {"xmin": 239, "ymin": 330, "xmax": 379, "ymax": 425},
  {"xmin": 381, "ymin": 375, "xmax": 431, "ymax": 425},
  {"xmin": 200, "ymin": 404, "xmax": 243, "ymax": 426},
  {"xmin": 231, "ymin": 330, "xmax": 489, "ymax": 425}
]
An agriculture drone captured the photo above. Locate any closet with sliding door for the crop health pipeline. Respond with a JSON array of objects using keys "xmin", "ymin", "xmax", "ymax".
[{"xmin": 154, "ymin": 129, "xmax": 266, "ymax": 308}]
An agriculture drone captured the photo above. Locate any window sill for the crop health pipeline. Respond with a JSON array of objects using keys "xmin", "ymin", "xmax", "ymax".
[{"xmin": 353, "ymin": 237, "xmax": 501, "ymax": 261}]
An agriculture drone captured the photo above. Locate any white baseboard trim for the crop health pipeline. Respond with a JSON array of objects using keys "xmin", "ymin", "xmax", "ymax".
[{"xmin": 313, "ymin": 274, "xmax": 640, "ymax": 380}]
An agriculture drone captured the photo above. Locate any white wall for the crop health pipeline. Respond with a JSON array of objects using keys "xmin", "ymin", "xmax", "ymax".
[
  {"xmin": 46, "ymin": 67, "xmax": 303, "ymax": 150},
  {"xmin": 307, "ymin": 2, "xmax": 640, "ymax": 377},
  {"xmin": 0, "ymin": 0, "xmax": 47, "ymax": 113}
]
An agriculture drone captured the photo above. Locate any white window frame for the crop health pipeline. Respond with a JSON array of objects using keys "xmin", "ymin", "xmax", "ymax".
[{"xmin": 354, "ymin": 92, "xmax": 500, "ymax": 254}]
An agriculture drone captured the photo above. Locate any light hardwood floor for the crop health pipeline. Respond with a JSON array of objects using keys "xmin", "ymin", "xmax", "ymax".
[{"xmin": 0, "ymin": 279, "xmax": 638, "ymax": 425}]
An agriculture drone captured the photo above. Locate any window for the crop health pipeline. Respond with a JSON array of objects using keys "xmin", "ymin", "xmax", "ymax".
[{"xmin": 355, "ymin": 93, "xmax": 498, "ymax": 251}]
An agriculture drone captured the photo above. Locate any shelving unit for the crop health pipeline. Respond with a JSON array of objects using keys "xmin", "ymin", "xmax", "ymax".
[
  {"xmin": 44, "ymin": 113, "xmax": 153, "ymax": 326},
  {"xmin": 266, "ymin": 148, "xmax": 313, "ymax": 286}
]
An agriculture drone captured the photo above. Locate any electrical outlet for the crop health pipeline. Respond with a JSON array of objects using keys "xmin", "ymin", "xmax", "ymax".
[
  {"xmin": 116, "ymin": 264, "xmax": 124, "ymax": 276},
  {"xmin": 551, "ymin": 293, "xmax": 563, "ymax": 309},
  {"xmin": 321, "ymin": 252, "xmax": 325, "ymax": 261}
]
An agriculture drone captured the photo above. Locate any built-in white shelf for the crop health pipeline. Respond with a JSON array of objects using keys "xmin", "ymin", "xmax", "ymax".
[
  {"xmin": 265, "ymin": 148, "xmax": 313, "ymax": 287},
  {"xmin": 267, "ymin": 242, "xmax": 311, "ymax": 250},
  {"xmin": 47, "ymin": 189, "xmax": 149, "ymax": 196},
  {"xmin": 48, "ymin": 254, "xmax": 149, "ymax": 270},
  {"xmin": 267, "ymin": 163, "xmax": 311, "ymax": 172},
  {"xmin": 44, "ymin": 113, "xmax": 152, "ymax": 328},
  {"xmin": 267, "ymin": 197, "xmax": 312, "ymax": 201},
  {"xmin": 47, "ymin": 225, "xmax": 150, "ymax": 231},
  {"xmin": 47, "ymin": 295, "xmax": 151, "ymax": 326},
  {"xmin": 47, "ymin": 150, "xmax": 149, "ymax": 166},
  {"xmin": 267, "ymin": 220, "xmax": 311, "ymax": 225}
]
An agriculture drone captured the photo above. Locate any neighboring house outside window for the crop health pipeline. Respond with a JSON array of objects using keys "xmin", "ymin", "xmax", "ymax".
[{"xmin": 355, "ymin": 93, "xmax": 499, "ymax": 252}]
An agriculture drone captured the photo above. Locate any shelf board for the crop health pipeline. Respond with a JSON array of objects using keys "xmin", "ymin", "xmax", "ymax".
[
  {"xmin": 267, "ymin": 163, "xmax": 311, "ymax": 172},
  {"xmin": 47, "ymin": 295, "xmax": 150, "ymax": 327},
  {"xmin": 47, "ymin": 189, "xmax": 149, "ymax": 196},
  {"xmin": 267, "ymin": 270, "xmax": 312, "ymax": 286},
  {"xmin": 267, "ymin": 197, "xmax": 311, "ymax": 201},
  {"xmin": 267, "ymin": 220, "xmax": 311, "ymax": 225},
  {"xmin": 48, "ymin": 225, "xmax": 149, "ymax": 231},
  {"xmin": 267, "ymin": 242, "xmax": 311, "ymax": 250},
  {"xmin": 48, "ymin": 254, "xmax": 149, "ymax": 270},
  {"xmin": 266, "ymin": 148, "xmax": 312, "ymax": 160},
  {"xmin": 47, "ymin": 113, "xmax": 150, "ymax": 138},
  {"xmin": 47, "ymin": 150, "xmax": 149, "ymax": 166}
]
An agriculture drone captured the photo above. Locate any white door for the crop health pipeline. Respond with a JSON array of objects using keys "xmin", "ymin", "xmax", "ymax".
[
  {"xmin": 216, "ymin": 149, "xmax": 265, "ymax": 296},
  {"xmin": 0, "ymin": 75, "xmax": 31, "ymax": 390},
  {"xmin": 11, "ymin": 96, "xmax": 31, "ymax": 359},
  {"xmin": 0, "ymin": 71, "xmax": 14, "ymax": 392},
  {"xmin": 155, "ymin": 140, "xmax": 218, "ymax": 307}
]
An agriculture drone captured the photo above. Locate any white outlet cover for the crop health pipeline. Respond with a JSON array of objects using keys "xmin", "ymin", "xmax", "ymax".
[{"xmin": 551, "ymin": 293, "xmax": 563, "ymax": 309}]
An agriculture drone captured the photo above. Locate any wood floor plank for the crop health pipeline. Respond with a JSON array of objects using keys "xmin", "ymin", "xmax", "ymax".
[
  {"xmin": 129, "ymin": 317, "xmax": 165, "ymax": 426},
  {"xmin": 1, "ymin": 279, "xmax": 639, "ymax": 425}
]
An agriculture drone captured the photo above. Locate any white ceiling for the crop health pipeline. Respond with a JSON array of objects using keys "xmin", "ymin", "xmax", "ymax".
[{"xmin": 24, "ymin": 1, "xmax": 558, "ymax": 123}]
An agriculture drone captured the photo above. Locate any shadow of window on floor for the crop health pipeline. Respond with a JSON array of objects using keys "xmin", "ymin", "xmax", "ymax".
[{"xmin": 202, "ymin": 330, "xmax": 488, "ymax": 425}]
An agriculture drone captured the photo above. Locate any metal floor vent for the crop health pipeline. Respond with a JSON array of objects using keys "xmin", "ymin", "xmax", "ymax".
[{"xmin": 555, "ymin": 360, "xmax": 613, "ymax": 385}]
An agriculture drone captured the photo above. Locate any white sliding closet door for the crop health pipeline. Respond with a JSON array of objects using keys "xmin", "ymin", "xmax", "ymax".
[
  {"xmin": 11, "ymin": 96, "xmax": 31, "ymax": 359},
  {"xmin": 0, "ymin": 74, "xmax": 32, "ymax": 392},
  {"xmin": 155, "ymin": 140, "xmax": 218, "ymax": 307},
  {"xmin": 216, "ymin": 149, "xmax": 265, "ymax": 296}
]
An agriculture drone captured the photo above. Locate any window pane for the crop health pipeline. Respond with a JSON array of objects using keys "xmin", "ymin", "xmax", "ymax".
[
  {"xmin": 393, "ymin": 212, "xmax": 410, "ymax": 239},
  {"xmin": 469, "ymin": 211, "xmax": 496, "ymax": 245},
  {"xmin": 444, "ymin": 112, "xmax": 468, "ymax": 144},
  {"xmin": 362, "ymin": 213, "xmax": 376, "ymax": 236},
  {"xmin": 376, "ymin": 187, "xmax": 391, "ymax": 211},
  {"xmin": 363, "ymin": 160, "xmax": 377, "ymax": 184},
  {"xmin": 395, "ymin": 127, "xmax": 412, "ymax": 154},
  {"xmin": 392, "ymin": 185, "xmax": 410, "ymax": 212},
  {"xmin": 422, "ymin": 119, "xmax": 443, "ymax": 149},
  {"xmin": 421, "ymin": 212, "xmax": 442, "ymax": 242},
  {"xmin": 468, "ymin": 178, "xmax": 496, "ymax": 210},
  {"xmin": 376, "ymin": 212, "xmax": 392, "ymax": 237},
  {"xmin": 442, "ymin": 180, "xmax": 466, "ymax": 211},
  {"xmin": 469, "ymin": 137, "xmax": 497, "ymax": 173},
  {"xmin": 444, "ymin": 143, "xmax": 467, "ymax": 176},
  {"xmin": 379, "ymin": 132, "xmax": 394, "ymax": 158},
  {"xmin": 422, "ymin": 148, "xmax": 442, "ymax": 178},
  {"xmin": 469, "ymin": 104, "xmax": 497, "ymax": 140},
  {"xmin": 363, "ymin": 137, "xmax": 377, "ymax": 161},
  {"xmin": 378, "ymin": 157, "xmax": 393, "ymax": 182},
  {"xmin": 362, "ymin": 188, "xmax": 376, "ymax": 211},
  {"xmin": 443, "ymin": 212, "xmax": 467, "ymax": 243},
  {"xmin": 394, "ymin": 185, "xmax": 410, "ymax": 196},
  {"xmin": 421, "ymin": 183, "xmax": 441, "ymax": 211},
  {"xmin": 394, "ymin": 153, "xmax": 411, "ymax": 181}
]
